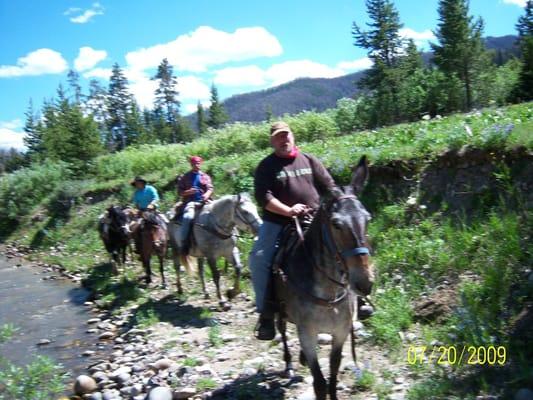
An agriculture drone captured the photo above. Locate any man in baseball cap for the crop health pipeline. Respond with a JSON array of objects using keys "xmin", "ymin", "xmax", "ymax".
[{"xmin": 176, "ymin": 156, "xmax": 214, "ymax": 254}]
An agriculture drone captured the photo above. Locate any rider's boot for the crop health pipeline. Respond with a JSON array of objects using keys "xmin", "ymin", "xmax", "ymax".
[
  {"xmin": 357, "ymin": 296, "xmax": 374, "ymax": 320},
  {"xmin": 255, "ymin": 280, "xmax": 277, "ymax": 341}
]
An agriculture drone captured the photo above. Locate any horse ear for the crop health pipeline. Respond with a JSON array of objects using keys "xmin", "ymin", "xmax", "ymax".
[{"xmin": 351, "ymin": 155, "xmax": 369, "ymax": 194}]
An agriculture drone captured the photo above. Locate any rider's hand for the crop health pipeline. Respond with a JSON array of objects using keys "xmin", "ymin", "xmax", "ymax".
[
  {"xmin": 289, "ymin": 203, "xmax": 308, "ymax": 217},
  {"xmin": 147, "ymin": 204, "xmax": 155, "ymax": 210},
  {"xmin": 202, "ymin": 193, "xmax": 210, "ymax": 201}
]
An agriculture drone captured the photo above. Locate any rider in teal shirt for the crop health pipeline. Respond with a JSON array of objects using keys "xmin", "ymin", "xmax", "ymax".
[{"xmin": 131, "ymin": 177, "xmax": 159, "ymax": 210}]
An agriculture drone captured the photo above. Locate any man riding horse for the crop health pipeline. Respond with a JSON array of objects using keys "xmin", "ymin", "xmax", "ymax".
[
  {"xmin": 249, "ymin": 121, "xmax": 374, "ymax": 340},
  {"xmin": 176, "ymin": 156, "xmax": 214, "ymax": 255},
  {"xmin": 130, "ymin": 176, "xmax": 166, "ymax": 254}
]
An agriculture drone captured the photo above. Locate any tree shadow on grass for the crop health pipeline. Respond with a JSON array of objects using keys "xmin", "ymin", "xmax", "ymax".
[
  {"xmin": 81, "ymin": 262, "xmax": 145, "ymax": 309},
  {"xmin": 129, "ymin": 294, "xmax": 215, "ymax": 329}
]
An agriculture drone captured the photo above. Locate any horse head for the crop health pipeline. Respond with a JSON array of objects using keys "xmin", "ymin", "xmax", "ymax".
[
  {"xmin": 234, "ymin": 193, "xmax": 262, "ymax": 235},
  {"xmin": 107, "ymin": 205, "xmax": 131, "ymax": 239},
  {"xmin": 323, "ymin": 156, "xmax": 374, "ymax": 297}
]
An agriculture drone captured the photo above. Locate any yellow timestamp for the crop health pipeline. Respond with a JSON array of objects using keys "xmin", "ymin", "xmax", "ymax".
[{"xmin": 406, "ymin": 345, "xmax": 507, "ymax": 366}]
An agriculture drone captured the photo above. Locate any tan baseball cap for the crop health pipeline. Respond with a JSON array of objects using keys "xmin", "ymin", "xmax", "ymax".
[{"xmin": 270, "ymin": 121, "xmax": 292, "ymax": 137}]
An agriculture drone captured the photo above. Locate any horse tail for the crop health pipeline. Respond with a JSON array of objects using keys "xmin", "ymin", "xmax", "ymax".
[{"xmin": 180, "ymin": 254, "xmax": 194, "ymax": 276}]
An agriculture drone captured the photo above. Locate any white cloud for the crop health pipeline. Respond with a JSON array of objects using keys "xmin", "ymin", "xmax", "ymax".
[
  {"xmin": 183, "ymin": 102, "xmax": 211, "ymax": 115},
  {"xmin": 265, "ymin": 60, "xmax": 345, "ymax": 86},
  {"xmin": 336, "ymin": 57, "xmax": 373, "ymax": 72},
  {"xmin": 0, "ymin": 120, "xmax": 26, "ymax": 150},
  {"xmin": 63, "ymin": 7, "xmax": 82, "ymax": 15},
  {"xmin": 214, "ymin": 65, "xmax": 266, "ymax": 87},
  {"xmin": 0, "ymin": 119, "xmax": 23, "ymax": 130},
  {"xmin": 399, "ymin": 28, "xmax": 436, "ymax": 49},
  {"xmin": 125, "ymin": 26, "xmax": 282, "ymax": 73},
  {"xmin": 502, "ymin": 0, "xmax": 526, "ymax": 6},
  {"xmin": 82, "ymin": 67, "xmax": 112, "ymax": 80},
  {"xmin": 213, "ymin": 58, "xmax": 373, "ymax": 89},
  {"xmin": 74, "ymin": 47, "xmax": 107, "ymax": 71},
  {"xmin": 178, "ymin": 76, "xmax": 211, "ymax": 102},
  {"xmin": 68, "ymin": 2, "xmax": 104, "ymax": 24},
  {"xmin": 0, "ymin": 48, "xmax": 68, "ymax": 78}
]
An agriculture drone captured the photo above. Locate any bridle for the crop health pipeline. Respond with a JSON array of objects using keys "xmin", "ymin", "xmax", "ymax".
[
  {"xmin": 322, "ymin": 194, "xmax": 370, "ymax": 277},
  {"xmin": 200, "ymin": 195, "xmax": 261, "ymax": 239},
  {"xmin": 287, "ymin": 194, "xmax": 371, "ymax": 307}
]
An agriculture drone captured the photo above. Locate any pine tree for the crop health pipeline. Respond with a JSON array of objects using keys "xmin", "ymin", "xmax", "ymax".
[
  {"xmin": 196, "ymin": 102, "xmax": 208, "ymax": 135},
  {"xmin": 67, "ymin": 69, "xmax": 82, "ymax": 104},
  {"xmin": 516, "ymin": 0, "xmax": 533, "ymax": 100},
  {"xmin": 22, "ymin": 99, "xmax": 43, "ymax": 161},
  {"xmin": 352, "ymin": 0, "xmax": 405, "ymax": 125},
  {"xmin": 207, "ymin": 84, "xmax": 228, "ymax": 129},
  {"xmin": 431, "ymin": 0, "xmax": 488, "ymax": 111},
  {"xmin": 107, "ymin": 63, "xmax": 132, "ymax": 151},
  {"xmin": 87, "ymin": 79, "xmax": 109, "ymax": 143},
  {"xmin": 265, "ymin": 104, "xmax": 273, "ymax": 122},
  {"xmin": 152, "ymin": 58, "xmax": 180, "ymax": 142}
]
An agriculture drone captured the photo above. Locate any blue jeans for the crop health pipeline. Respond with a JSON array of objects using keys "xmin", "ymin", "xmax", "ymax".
[
  {"xmin": 249, "ymin": 220, "xmax": 283, "ymax": 313},
  {"xmin": 180, "ymin": 201, "xmax": 199, "ymax": 245}
]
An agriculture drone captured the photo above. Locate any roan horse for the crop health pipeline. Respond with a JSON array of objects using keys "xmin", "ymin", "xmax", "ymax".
[
  {"xmin": 138, "ymin": 210, "xmax": 168, "ymax": 286},
  {"xmin": 273, "ymin": 156, "xmax": 375, "ymax": 400},
  {"xmin": 98, "ymin": 205, "xmax": 132, "ymax": 274},
  {"xmin": 168, "ymin": 193, "xmax": 262, "ymax": 306}
]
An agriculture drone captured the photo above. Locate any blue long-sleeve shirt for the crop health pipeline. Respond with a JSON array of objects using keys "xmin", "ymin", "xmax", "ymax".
[{"xmin": 132, "ymin": 185, "xmax": 159, "ymax": 209}]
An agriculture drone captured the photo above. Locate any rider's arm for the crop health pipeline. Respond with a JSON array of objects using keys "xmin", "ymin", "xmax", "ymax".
[
  {"xmin": 202, "ymin": 174, "xmax": 214, "ymax": 201},
  {"xmin": 265, "ymin": 198, "xmax": 306, "ymax": 217},
  {"xmin": 307, "ymin": 154, "xmax": 336, "ymax": 195}
]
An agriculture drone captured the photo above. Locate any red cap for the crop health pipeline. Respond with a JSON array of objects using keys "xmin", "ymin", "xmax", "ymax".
[{"xmin": 190, "ymin": 155, "xmax": 203, "ymax": 164}]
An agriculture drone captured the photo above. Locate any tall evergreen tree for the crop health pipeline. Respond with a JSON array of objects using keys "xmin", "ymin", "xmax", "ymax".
[
  {"xmin": 431, "ymin": 0, "xmax": 487, "ymax": 110},
  {"xmin": 152, "ymin": 58, "xmax": 180, "ymax": 142},
  {"xmin": 67, "ymin": 69, "xmax": 82, "ymax": 105},
  {"xmin": 207, "ymin": 84, "xmax": 228, "ymax": 129},
  {"xmin": 22, "ymin": 99, "xmax": 43, "ymax": 161},
  {"xmin": 352, "ymin": 0, "xmax": 405, "ymax": 125},
  {"xmin": 516, "ymin": 0, "xmax": 533, "ymax": 100},
  {"xmin": 87, "ymin": 79, "xmax": 109, "ymax": 143},
  {"xmin": 107, "ymin": 63, "xmax": 132, "ymax": 151},
  {"xmin": 196, "ymin": 102, "xmax": 208, "ymax": 135}
]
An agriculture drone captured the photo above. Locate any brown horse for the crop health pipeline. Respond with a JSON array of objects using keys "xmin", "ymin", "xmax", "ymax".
[{"xmin": 138, "ymin": 210, "xmax": 168, "ymax": 286}]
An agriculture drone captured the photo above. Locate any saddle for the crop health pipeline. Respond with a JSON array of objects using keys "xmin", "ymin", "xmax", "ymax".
[
  {"xmin": 272, "ymin": 213, "xmax": 314, "ymax": 276},
  {"xmin": 267, "ymin": 213, "xmax": 315, "ymax": 316}
]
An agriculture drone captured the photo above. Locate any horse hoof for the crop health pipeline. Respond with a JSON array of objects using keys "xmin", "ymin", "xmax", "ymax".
[
  {"xmin": 177, "ymin": 288, "xmax": 183, "ymax": 295},
  {"xmin": 282, "ymin": 369, "xmax": 295, "ymax": 379},
  {"xmin": 219, "ymin": 301, "xmax": 231, "ymax": 311},
  {"xmin": 204, "ymin": 293, "xmax": 210, "ymax": 299},
  {"xmin": 226, "ymin": 288, "xmax": 240, "ymax": 300}
]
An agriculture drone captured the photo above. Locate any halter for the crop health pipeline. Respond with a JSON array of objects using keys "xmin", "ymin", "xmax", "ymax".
[
  {"xmin": 322, "ymin": 194, "xmax": 370, "ymax": 269},
  {"xmin": 284, "ymin": 193, "xmax": 371, "ymax": 308}
]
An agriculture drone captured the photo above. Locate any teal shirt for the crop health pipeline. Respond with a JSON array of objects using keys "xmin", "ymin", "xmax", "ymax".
[{"xmin": 132, "ymin": 185, "xmax": 159, "ymax": 209}]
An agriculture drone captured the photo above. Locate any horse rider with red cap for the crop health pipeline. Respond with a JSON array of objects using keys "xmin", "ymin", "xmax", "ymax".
[{"xmin": 176, "ymin": 156, "xmax": 214, "ymax": 254}]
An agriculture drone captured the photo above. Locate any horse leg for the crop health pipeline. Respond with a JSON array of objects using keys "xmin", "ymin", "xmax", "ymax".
[
  {"xmin": 159, "ymin": 251, "xmax": 167, "ymax": 289},
  {"xmin": 298, "ymin": 327, "xmax": 327, "ymax": 400},
  {"xmin": 277, "ymin": 316, "xmax": 294, "ymax": 379},
  {"xmin": 172, "ymin": 248, "xmax": 183, "ymax": 294},
  {"xmin": 226, "ymin": 246, "xmax": 242, "ymax": 300},
  {"xmin": 328, "ymin": 334, "xmax": 348, "ymax": 400},
  {"xmin": 207, "ymin": 257, "xmax": 225, "ymax": 305},
  {"xmin": 111, "ymin": 250, "xmax": 119, "ymax": 275},
  {"xmin": 198, "ymin": 258, "xmax": 209, "ymax": 299}
]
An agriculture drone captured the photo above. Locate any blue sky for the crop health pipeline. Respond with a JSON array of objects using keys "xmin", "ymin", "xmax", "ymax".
[{"xmin": 0, "ymin": 0, "xmax": 526, "ymax": 149}]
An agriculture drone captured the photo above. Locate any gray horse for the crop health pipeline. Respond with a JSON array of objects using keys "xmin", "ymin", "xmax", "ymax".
[
  {"xmin": 168, "ymin": 193, "xmax": 262, "ymax": 305},
  {"xmin": 273, "ymin": 156, "xmax": 375, "ymax": 400}
]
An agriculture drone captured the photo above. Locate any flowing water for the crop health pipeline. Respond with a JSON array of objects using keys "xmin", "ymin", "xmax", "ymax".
[{"xmin": 0, "ymin": 255, "xmax": 105, "ymax": 379}]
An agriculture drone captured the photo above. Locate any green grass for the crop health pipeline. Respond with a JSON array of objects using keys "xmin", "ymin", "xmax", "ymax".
[
  {"xmin": 183, "ymin": 357, "xmax": 200, "ymax": 367},
  {"xmin": 208, "ymin": 324, "xmax": 223, "ymax": 348},
  {"xmin": 0, "ymin": 324, "xmax": 68, "ymax": 400},
  {"xmin": 355, "ymin": 369, "xmax": 376, "ymax": 391},
  {"xmin": 196, "ymin": 377, "xmax": 218, "ymax": 391}
]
